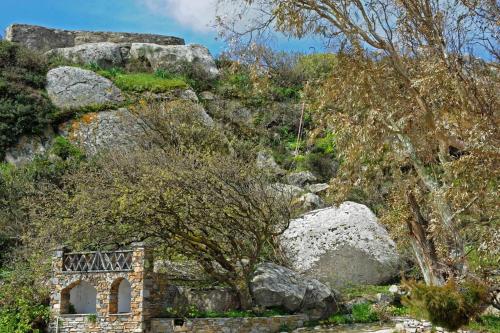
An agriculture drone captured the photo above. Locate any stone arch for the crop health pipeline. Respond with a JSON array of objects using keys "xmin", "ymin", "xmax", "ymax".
[
  {"xmin": 61, "ymin": 280, "xmax": 97, "ymax": 314},
  {"xmin": 109, "ymin": 278, "xmax": 132, "ymax": 314}
]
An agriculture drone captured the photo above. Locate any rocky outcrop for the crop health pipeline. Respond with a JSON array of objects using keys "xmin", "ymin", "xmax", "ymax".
[
  {"xmin": 268, "ymin": 183, "xmax": 304, "ymax": 199},
  {"xmin": 59, "ymin": 104, "xmax": 213, "ymax": 155},
  {"xmin": 46, "ymin": 66, "xmax": 123, "ymax": 110},
  {"xmin": 286, "ymin": 171, "xmax": 317, "ymax": 187},
  {"xmin": 46, "ymin": 42, "xmax": 128, "ymax": 69},
  {"xmin": 307, "ymin": 183, "xmax": 330, "ymax": 194},
  {"xmin": 5, "ymin": 24, "xmax": 184, "ymax": 51},
  {"xmin": 250, "ymin": 262, "xmax": 340, "ymax": 319},
  {"xmin": 256, "ymin": 151, "xmax": 284, "ymax": 174},
  {"xmin": 298, "ymin": 193, "xmax": 324, "ymax": 210},
  {"xmin": 282, "ymin": 202, "xmax": 400, "ymax": 288},
  {"xmin": 4, "ymin": 127, "xmax": 55, "ymax": 166},
  {"xmin": 129, "ymin": 43, "xmax": 219, "ymax": 79},
  {"xmin": 59, "ymin": 108, "xmax": 145, "ymax": 155}
]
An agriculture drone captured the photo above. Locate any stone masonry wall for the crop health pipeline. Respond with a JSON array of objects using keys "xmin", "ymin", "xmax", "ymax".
[
  {"xmin": 49, "ymin": 244, "xmax": 168, "ymax": 333},
  {"xmin": 5, "ymin": 24, "xmax": 185, "ymax": 51},
  {"xmin": 149, "ymin": 315, "xmax": 309, "ymax": 333}
]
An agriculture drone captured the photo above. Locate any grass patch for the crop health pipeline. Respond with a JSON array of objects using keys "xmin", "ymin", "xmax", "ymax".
[
  {"xmin": 341, "ymin": 285, "xmax": 391, "ymax": 300},
  {"xmin": 467, "ymin": 315, "xmax": 500, "ymax": 333},
  {"xmin": 98, "ymin": 70, "xmax": 188, "ymax": 93},
  {"xmin": 321, "ymin": 303, "xmax": 380, "ymax": 326}
]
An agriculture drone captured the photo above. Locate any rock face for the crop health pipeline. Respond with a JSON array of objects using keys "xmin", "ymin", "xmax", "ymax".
[
  {"xmin": 4, "ymin": 127, "xmax": 55, "ymax": 166},
  {"xmin": 307, "ymin": 183, "xmax": 330, "ymax": 194},
  {"xmin": 256, "ymin": 151, "xmax": 284, "ymax": 174},
  {"xmin": 164, "ymin": 286, "xmax": 240, "ymax": 313},
  {"xmin": 60, "ymin": 108, "xmax": 145, "ymax": 155},
  {"xmin": 298, "ymin": 193, "xmax": 324, "ymax": 210},
  {"xmin": 282, "ymin": 202, "xmax": 400, "ymax": 288},
  {"xmin": 250, "ymin": 262, "xmax": 340, "ymax": 319},
  {"xmin": 46, "ymin": 66, "xmax": 123, "ymax": 109},
  {"xmin": 286, "ymin": 171, "xmax": 317, "ymax": 187},
  {"xmin": 46, "ymin": 42, "xmax": 128, "ymax": 68},
  {"xmin": 5, "ymin": 24, "xmax": 184, "ymax": 51},
  {"xmin": 129, "ymin": 43, "xmax": 219, "ymax": 79}
]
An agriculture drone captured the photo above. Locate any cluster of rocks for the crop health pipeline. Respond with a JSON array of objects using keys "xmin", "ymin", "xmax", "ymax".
[
  {"xmin": 3, "ymin": 24, "xmax": 218, "ymax": 164},
  {"xmin": 46, "ymin": 42, "xmax": 219, "ymax": 79}
]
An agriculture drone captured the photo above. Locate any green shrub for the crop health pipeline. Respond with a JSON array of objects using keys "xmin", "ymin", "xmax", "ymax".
[
  {"xmin": 296, "ymin": 53, "xmax": 337, "ymax": 80},
  {"xmin": 50, "ymin": 136, "xmax": 85, "ymax": 160},
  {"xmin": 86, "ymin": 314, "xmax": 97, "ymax": 324},
  {"xmin": 351, "ymin": 303, "xmax": 379, "ymax": 323},
  {"xmin": 0, "ymin": 297, "xmax": 49, "ymax": 333},
  {"xmin": 322, "ymin": 303, "xmax": 379, "ymax": 326},
  {"xmin": 325, "ymin": 313, "xmax": 353, "ymax": 325},
  {"xmin": 403, "ymin": 280, "xmax": 489, "ymax": 331},
  {"xmin": 0, "ymin": 41, "xmax": 55, "ymax": 159}
]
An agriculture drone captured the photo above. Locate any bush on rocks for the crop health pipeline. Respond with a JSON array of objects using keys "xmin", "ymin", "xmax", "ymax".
[{"xmin": 0, "ymin": 41, "xmax": 55, "ymax": 159}]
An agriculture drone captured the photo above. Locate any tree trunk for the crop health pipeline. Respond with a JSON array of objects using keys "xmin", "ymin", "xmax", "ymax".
[
  {"xmin": 406, "ymin": 191, "xmax": 445, "ymax": 286},
  {"xmin": 233, "ymin": 279, "xmax": 254, "ymax": 310},
  {"xmin": 395, "ymin": 130, "xmax": 466, "ymax": 280}
]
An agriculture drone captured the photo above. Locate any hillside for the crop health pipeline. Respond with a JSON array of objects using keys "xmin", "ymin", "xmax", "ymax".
[{"xmin": 0, "ymin": 23, "xmax": 498, "ymax": 333}]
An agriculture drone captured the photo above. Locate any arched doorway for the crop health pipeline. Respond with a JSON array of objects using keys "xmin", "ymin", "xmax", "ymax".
[
  {"xmin": 61, "ymin": 281, "xmax": 97, "ymax": 314},
  {"xmin": 109, "ymin": 278, "xmax": 131, "ymax": 313}
]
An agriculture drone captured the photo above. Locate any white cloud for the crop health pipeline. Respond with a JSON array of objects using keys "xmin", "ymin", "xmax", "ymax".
[
  {"xmin": 138, "ymin": 0, "xmax": 266, "ymax": 35},
  {"xmin": 139, "ymin": 0, "xmax": 219, "ymax": 33}
]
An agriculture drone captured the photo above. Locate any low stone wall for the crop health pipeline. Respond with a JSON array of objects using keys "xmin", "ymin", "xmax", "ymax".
[
  {"xmin": 55, "ymin": 314, "xmax": 137, "ymax": 333},
  {"xmin": 5, "ymin": 24, "xmax": 185, "ymax": 51},
  {"xmin": 149, "ymin": 315, "xmax": 309, "ymax": 333}
]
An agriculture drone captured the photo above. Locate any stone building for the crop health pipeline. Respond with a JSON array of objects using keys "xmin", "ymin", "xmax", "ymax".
[
  {"xmin": 48, "ymin": 244, "xmax": 310, "ymax": 333},
  {"xmin": 49, "ymin": 243, "xmax": 168, "ymax": 333}
]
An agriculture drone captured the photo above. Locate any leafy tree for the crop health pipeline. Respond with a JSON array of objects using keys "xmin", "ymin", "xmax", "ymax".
[
  {"xmin": 28, "ymin": 148, "xmax": 291, "ymax": 309},
  {"xmin": 21, "ymin": 101, "xmax": 292, "ymax": 309},
  {"xmin": 218, "ymin": 0, "xmax": 499, "ymax": 288}
]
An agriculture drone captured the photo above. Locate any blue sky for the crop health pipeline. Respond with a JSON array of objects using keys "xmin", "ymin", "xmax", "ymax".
[{"xmin": 0, "ymin": 0, "xmax": 324, "ymax": 55}]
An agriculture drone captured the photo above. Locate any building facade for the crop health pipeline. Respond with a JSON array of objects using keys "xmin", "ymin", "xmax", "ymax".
[{"xmin": 49, "ymin": 243, "xmax": 167, "ymax": 333}]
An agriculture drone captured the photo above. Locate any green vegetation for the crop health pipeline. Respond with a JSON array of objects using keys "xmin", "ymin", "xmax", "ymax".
[
  {"xmin": 98, "ymin": 70, "xmax": 188, "ymax": 92},
  {"xmin": 467, "ymin": 315, "xmax": 500, "ymax": 333},
  {"xmin": 0, "ymin": 298, "xmax": 49, "ymax": 333},
  {"xmin": 86, "ymin": 314, "xmax": 97, "ymax": 324},
  {"xmin": 111, "ymin": 73, "xmax": 187, "ymax": 92},
  {"xmin": 0, "ymin": 40, "xmax": 55, "ymax": 158},
  {"xmin": 403, "ymin": 280, "xmax": 489, "ymax": 331},
  {"xmin": 164, "ymin": 305, "xmax": 288, "ymax": 319},
  {"xmin": 341, "ymin": 285, "xmax": 391, "ymax": 300},
  {"xmin": 1, "ymin": 2, "xmax": 498, "ymax": 329},
  {"xmin": 322, "ymin": 303, "xmax": 380, "ymax": 325},
  {"xmin": 50, "ymin": 136, "xmax": 85, "ymax": 161}
]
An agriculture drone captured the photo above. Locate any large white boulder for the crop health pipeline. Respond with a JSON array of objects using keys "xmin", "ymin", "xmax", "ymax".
[
  {"xmin": 129, "ymin": 43, "xmax": 219, "ymax": 79},
  {"xmin": 282, "ymin": 202, "xmax": 400, "ymax": 288},
  {"xmin": 46, "ymin": 42, "xmax": 128, "ymax": 68},
  {"xmin": 46, "ymin": 66, "xmax": 123, "ymax": 110},
  {"xmin": 250, "ymin": 262, "xmax": 340, "ymax": 319}
]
